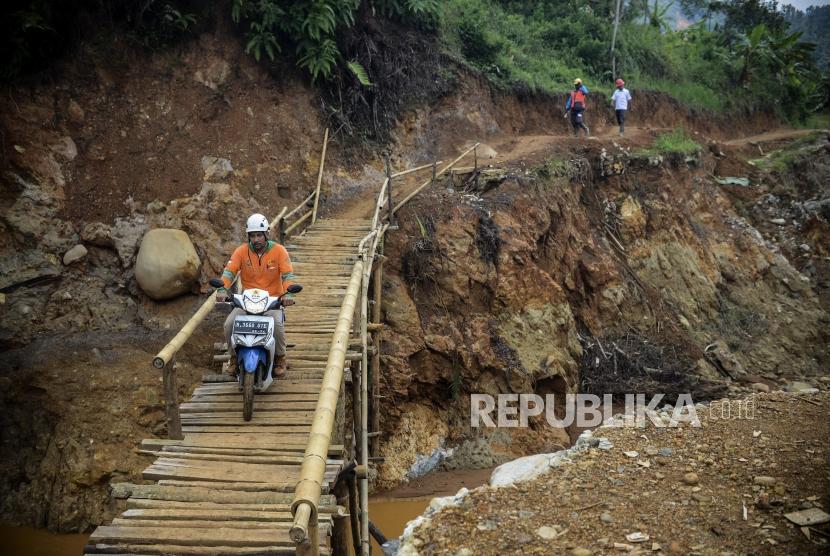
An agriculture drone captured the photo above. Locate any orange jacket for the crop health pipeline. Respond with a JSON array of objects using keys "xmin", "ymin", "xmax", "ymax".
[{"xmin": 221, "ymin": 241, "xmax": 295, "ymax": 297}]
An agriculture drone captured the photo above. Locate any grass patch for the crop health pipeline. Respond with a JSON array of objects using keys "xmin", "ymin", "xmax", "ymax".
[
  {"xmin": 799, "ymin": 111, "xmax": 830, "ymax": 129},
  {"xmin": 639, "ymin": 128, "xmax": 702, "ymax": 156},
  {"xmin": 750, "ymin": 131, "xmax": 823, "ymax": 172}
]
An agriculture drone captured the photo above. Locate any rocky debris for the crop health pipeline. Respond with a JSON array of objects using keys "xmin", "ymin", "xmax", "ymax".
[
  {"xmin": 194, "ymin": 56, "xmax": 231, "ymax": 90},
  {"xmin": 475, "ymin": 143, "xmax": 498, "ymax": 159},
  {"xmin": 67, "ymin": 99, "xmax": 85, "ymax": 123},
  {"xmin": 786, "ymin": 381, "xmax": 819, "ymax": 394},
  {"xmin": 201, "ymin": 156, "xmax": 234, "ymax": 181},
  {"xmin": 80, "ymin": 222, "xmax": 114, "ymax": 247},
  {"xmin": 134, "ymin": 229, "xmax": 201, "ymax": 300},
  {"xmin": 62, "ymin": 245, "xmax": 88, "ymax": 265},
  {"xmin": 398, "ymin": 392, "xmax": 830, "ymax": 555}
]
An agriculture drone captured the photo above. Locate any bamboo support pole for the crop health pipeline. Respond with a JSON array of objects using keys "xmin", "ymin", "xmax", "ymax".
[
  {"xmin": 332, "ymin": 481, "xmax": 350, "ymax": 556},
  {"xmin": 390, "ymin": 160, "xmax": 444, "ymax": 179},
  {"xmin": 358, "ymin": 228, "xmax": 384, "ymax": 556},
  {"xmin": 285, "ymin": 209, "xmax": 313, "ymax": 236},
  {"xmin": 347, "ymin": 472, "xmax": 361, "ymax": 556},
  {"xmin": 385, "ymin": 156, "xmax": 394, "ymax": 227},
  {"xmin": 370, "ymin": 251, "xmax": 384, "ymax": 456},
  {"xmin": 163, "ymin": 358, "xmax": 182, "ymax": 440},
  {"xmin": 153, "ymin": 291, "xmax": 218, "ymax": 369},
  {"xmin": 269, "ymin": 206, "xmax": 287, "ymax": 233},
  {"xmin": 291, "ymin": 260, "xmax": 365, "ymax": 553},
  {"xmin": 285, "ymin": 191, "xmax": 316, "ymax": 221},
  {"xmin": 370, "ymin": 178, "xmax": 389, "ymax": 231},
  {"xmin": 312, "ymin": 128, "xmax": 329, "ymax": 225},
  {"xmin": 392, "ymin": 143, "xmax": 480, "ymax": 215}
]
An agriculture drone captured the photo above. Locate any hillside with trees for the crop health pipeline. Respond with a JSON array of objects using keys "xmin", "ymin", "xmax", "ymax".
[{"xmin": 3, "ymin": 0, "xmax": 828, "ymax": 125}]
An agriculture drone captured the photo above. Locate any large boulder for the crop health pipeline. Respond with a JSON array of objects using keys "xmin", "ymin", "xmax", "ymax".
[{"xmin": 135, "ymin": 229, "xmax": 201, "ymax": 300}]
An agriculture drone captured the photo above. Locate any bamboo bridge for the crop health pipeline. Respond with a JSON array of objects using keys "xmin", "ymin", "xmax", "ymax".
[{"xmin": 84, "ymin": 135, "xmax": 479, "ymax": 556}]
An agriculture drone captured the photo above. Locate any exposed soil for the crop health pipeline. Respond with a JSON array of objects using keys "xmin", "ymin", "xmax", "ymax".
[
  {"xmin": 0, "ymin": 19, "xmax": 828, "ymax": 538},
  {"xmin": 404, "ymin": 392, "xmax": 830, "ymax": 555}
]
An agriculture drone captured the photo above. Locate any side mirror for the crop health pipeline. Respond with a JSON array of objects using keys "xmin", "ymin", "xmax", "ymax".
[
  {"xmin": 208, "ymin": 278, "xmax": 224, "ymax": 288},
  {"xmin": 287, "ymin": 284, "xmax": 303, "ymax": 294}
]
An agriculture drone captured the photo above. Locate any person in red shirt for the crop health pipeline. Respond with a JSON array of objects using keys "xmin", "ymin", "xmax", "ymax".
[{"xmin": 217, "ymin": 213, "xmax": 296, "ymax": 377}]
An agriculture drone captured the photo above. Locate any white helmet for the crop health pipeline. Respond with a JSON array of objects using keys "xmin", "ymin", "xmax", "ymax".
[{"xmin": 246, "ymin": 213, "xmax": 269, "ymax": 234}]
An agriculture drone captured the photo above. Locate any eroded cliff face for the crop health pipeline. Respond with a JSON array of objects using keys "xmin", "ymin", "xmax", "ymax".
[{"xmin": 372, "ymin": 139, "xmax": 829, "ymax": 489}]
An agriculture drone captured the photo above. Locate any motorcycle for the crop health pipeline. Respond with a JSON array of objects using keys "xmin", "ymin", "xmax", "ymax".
[{"xmin": 209, "ymin": 278, "xmax": 302, "ymax": 421}]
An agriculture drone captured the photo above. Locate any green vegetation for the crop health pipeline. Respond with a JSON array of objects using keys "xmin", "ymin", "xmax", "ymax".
[
  {"xmin": 640, "ymin": 128, "xmax": 702, "ymax": 155},
  {"xmin": 783, "ymin": 4, "xmax": 830, "ymax": 69},
  {"xmin": 438, "ymin": 0, "xmax": 829, "ymax": 120},
  {"xmin": 750, "ymin": 131, "xmax": 822, "ymax": 172},
  {"xmin": 231, "ymin": 0, "xmax": 441, "ymax": 81},
  {"xmin": 3, "ymin": 0, "xmax": 829, "ymax": 124}
]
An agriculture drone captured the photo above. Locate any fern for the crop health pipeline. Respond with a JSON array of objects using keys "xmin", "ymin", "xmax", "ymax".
[
  {"xmin": 232, "ymin": 0, "xmax": 438, "ymax": 80},
  {"xmin": 347, "ymin": 60, "xmax": 373, "ymax": 86},
  {"xmin": 297, "ymin": 37, "xmax": 340, "ymax": 81}
]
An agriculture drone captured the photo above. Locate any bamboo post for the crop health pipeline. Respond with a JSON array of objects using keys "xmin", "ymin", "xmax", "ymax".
[
  {"xmin": 474, "ymin": 145, "xmax": 478, "ymax": 171},
  {"xmin": 351, "ymin": 359, "xmax": 362, "ymax": 475},
  {"xmin": 347, "ymin": 472, "xmax": 361, "ymax": 556},
  {"xmin": 279, "ymin": 218, "xmax": 286, "ymax": 244},
  {"xmin": 431, "ymin": 160, "xmax": 437, "ymax": 185},
  {"xmin": 162, "ymin": 357, "xmax": 182, "ymax": 440},
  {"xmin": 385, "ymin": 155, "xmax": 394, "ymax": 228},
  {"xmin": 393, "ymin": 143, "xmax": 479, "ymax": 214},
  {"xmin": 370, "ymin": 252, "xmax": 384, "ymax": 457},
  {"xmin": 291, "ymin": 260, "xmax": 364, "ymax": 551},
  {"xmin": 390, "ymin": 160, "xmax": 444, "ymax": 179},
  {"xmin": 285, "ymin": 210, "xmax": 313, "ymax": 236},
  {"xmin": 357, "ymin": 229, "xmax": 384, "ymax": 556},
  {"xmin": 312, "ymin": 128, "xmax": 329, "ymax": 225},
  {"xmin": 332, "ymin": 481, "xmax": 351, "ymax": 556}
]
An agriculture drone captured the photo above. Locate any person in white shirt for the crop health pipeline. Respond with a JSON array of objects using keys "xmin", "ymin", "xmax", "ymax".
[{"xmin": 611, "ymin": 79, "xmax": 632, "ymax": 136}]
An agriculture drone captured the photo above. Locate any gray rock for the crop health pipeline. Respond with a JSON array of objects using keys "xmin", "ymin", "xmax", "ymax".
[
  {"xmin": 785, "ymin": 381, "xmax": 815, "ymax": 393},
  {"xmin": 63, "ymin": 244, "xmax": 88, "ymax": 265},
  {"xmin": 67, "ymin": 99, "xmax": 85, "ymax": 123},
  {"xmin": 81, "ymin": 222, "xmax": 115, "ymax": 247},
  {"xmin": 600, "ymin": 511, "xmax": 614, "ymax": 524},
  {"xmin": 682, "ymin": 472, "xmax": 699, "ymax": 485},
  {"xmin": 135, "ymin": 229, "xmax": 201, "ymax": 300},
  {"xmin": 750, "ymin": 383, "xmax": 770, "ymax": 393},
  {"xmin": 50, "ymin": 136, "xmax": 78, "ymax": 161},
  {"xmin": 754, "ymin": 476, "xmax": 777, "ymax": 486},
  {"xmin": 201, "ymin": 156, "xmax": 234, "ymax": 181},
  {"xmin": 658, "ymin": 448, "xmax": 673, "ymax": 457}
]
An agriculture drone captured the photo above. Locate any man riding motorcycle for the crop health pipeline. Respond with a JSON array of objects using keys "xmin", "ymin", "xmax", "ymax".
[{"xmin": 217, "ymin": 213, "xmax": 296, "ymax": 378}]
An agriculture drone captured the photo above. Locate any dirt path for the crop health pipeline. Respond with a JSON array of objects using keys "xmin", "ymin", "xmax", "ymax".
[
  {"xmin": 328, "ymin": 126, "xmax": 663, "ymax": 222},
  {"xmin": 723, "ymin": 128, "xmax": 817, "ymax": 146}
]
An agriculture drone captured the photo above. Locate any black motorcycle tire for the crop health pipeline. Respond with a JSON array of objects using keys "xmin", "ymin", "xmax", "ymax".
[{"xmin": 242, "ymin": 371, "xmax": 254, "ymax": 422}]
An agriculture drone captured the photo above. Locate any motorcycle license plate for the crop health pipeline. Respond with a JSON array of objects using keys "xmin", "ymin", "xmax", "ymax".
[{"xmin": 233, "ymin": 320, "xmax": 269, "ymax": 334}]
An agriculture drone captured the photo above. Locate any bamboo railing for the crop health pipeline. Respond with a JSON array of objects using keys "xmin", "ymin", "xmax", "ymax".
[{"xmin": 290, "ymin": 144, "xmax": 481, "ymax": 555}]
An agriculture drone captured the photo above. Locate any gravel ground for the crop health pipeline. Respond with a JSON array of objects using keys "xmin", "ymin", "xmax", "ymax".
[{"xmin": 405, "ymin": 391, "xmax": 830, "ymax": 555}]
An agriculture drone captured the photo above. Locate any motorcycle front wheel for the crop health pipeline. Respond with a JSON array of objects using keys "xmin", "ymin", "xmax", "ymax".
[{"xmin": 242, "ymin": 371, "xmax": 254, "ymax": 421}]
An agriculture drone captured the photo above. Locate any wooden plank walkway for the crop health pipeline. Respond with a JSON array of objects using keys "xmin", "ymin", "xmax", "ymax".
[{"xmin": 85, "ymin": 219, "xmax": 373, "ymax": 556}]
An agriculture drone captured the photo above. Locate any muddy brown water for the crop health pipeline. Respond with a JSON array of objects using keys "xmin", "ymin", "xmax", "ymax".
[
  {"xmin": 0, "ymin": 468, "xmax": 493, "ymax": 554},
  {"xmin": 0, "ymin": 525, "xmax": 89, "ymax": 555}
]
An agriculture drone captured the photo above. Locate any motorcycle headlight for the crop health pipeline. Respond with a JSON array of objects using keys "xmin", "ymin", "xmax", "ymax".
[{"xmin": 243, "ymin": 296, "xmax": 268, "ymax": 314}]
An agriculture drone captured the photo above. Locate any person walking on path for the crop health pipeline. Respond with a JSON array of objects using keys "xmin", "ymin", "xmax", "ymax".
[
  {"xmin": 611, "ymin": 78, "xmax": 632, "ymax": 136},
  {"xmin": 564, "ymin": 78, "xmax": 590, "ymax": 137}
]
